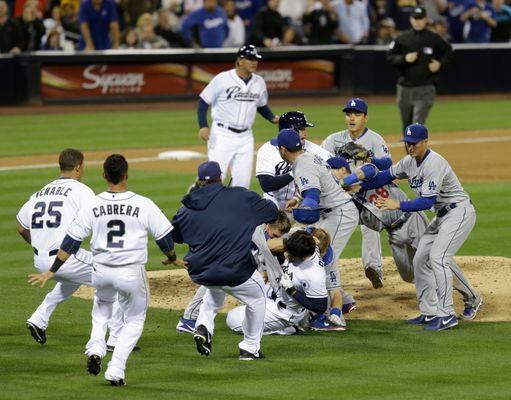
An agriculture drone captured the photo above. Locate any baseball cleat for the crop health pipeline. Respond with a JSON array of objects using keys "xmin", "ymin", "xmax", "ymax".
[
  {"xmin": 460, "ymin": 297, "xmax": 483, "ymax": 320},
  {"xmin": 407, "ymin": 314, "xmax": 436, "ymax": 325},
  {"xmin": 365, "ymin": 267, "xmax": 383, "ymax": 289},
  {"xmin": 342, "ymin": 302, "xmax": 357, "ymax": 314},
  {"xmin": 309, "ymin": 314, "xmax": 347, "ymax": 331},
  {"xmin": 424, "ymin": 315, "xmax": 458, "ymax": 331},
  {"xmin": 239, "ymin": 349, "xmax": 265, "ymax": 361},
  {"xmin": 194, "ymin": 324, "xmax": 212, "ymax": 356},
  {"xmin": 176, "ymin": 317, "xmax": 196, "ymax": 334},
  {"xmin": 107, "ymin": 379, "xmax": 126, "ymax": 386},
  {"xmin": 87, "ymin": 355, "xmax": 102, "ymax": 376},
  {"xmin": 26, "ymin": 321, "xmax": 46, "ymax": 344}
]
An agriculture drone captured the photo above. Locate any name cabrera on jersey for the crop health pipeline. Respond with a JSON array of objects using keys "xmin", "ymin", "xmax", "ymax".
[
  {"xmin": 390, "ymin": 150, "xmax": 469, "ymax": 210},
  {"xmin": 256, "ymin": 140, "xmax": 333, "ymax": 207},
  {"xmin": 66, "ymin": 191, "xmax": 173, "ymax": 267},
  {"xmin": 200, "ymin": 69, "xmax": 268, "ymax": 129},
  {"xmin": 16, "ymin": 178, "xmax": 95, "ymax": 254},
  {"xmin": 279, "ymin": 248, "xmax": 327, "ymax": 312},
  {"xmin": 293, "ymin": 152, "xmax": 352, "ymax": 209},
  {"xmin": 321, "ymin": 128, "xmax": 390, "ymax": 159}
]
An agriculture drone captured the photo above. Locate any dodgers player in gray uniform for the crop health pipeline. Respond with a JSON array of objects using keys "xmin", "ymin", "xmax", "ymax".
[
  {"xmin": 321, "ymin": 98, "xmax": 392, "ymax": 289},
  {"xmin": 18, "ymin": 148, "xmax": 121, "ymax": 346},
  {"xmin": 197, "ymin": 44, "xmax": 279, "ymax": 188},
  {"xmin": 226, "ymin": 230, "xmax": 328, "ymax": 335},
  {"xmin": 359, "ymin": 124, "xmax": 482, "ymax": 331},
  {"xmin": 274, "ymin": 128, "xmax": 359, "ymax": 330},
  {"xmin": 30, "ymin": 154, "xmax": 179, "ymax": 385}
]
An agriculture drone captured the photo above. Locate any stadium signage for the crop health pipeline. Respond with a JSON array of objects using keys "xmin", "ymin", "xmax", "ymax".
[{"xmin": 82, "ymin": 64, "xmax": 146, "ymax": 94}]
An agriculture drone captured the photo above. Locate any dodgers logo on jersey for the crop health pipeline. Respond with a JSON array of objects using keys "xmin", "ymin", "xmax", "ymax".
[
  {"xmin": 409, "ymin": 176, "xmax": 423, "ymax": 189},
  {"xmin": 428, "ymin": 181, "xmax": 437, "ymax": 191},
  {"xmin": 300, "ymin": 176, "xmax": 309, "ymax": 186}
]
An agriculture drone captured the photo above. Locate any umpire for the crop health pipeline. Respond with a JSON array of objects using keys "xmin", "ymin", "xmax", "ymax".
[{"xmin": 387, "ymin": 6, "xmax": 453, "ymax": 130}]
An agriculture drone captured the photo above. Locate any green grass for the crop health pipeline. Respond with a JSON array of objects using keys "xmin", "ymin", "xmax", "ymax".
[{"xmin": 1, "ymin": 97, "xmax": 510, "ymax": 399}]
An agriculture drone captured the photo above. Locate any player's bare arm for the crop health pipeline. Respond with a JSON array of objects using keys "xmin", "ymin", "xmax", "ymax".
[
  {"xmin": 198, "ymin": 127, "xmax": 210, "ymax": 141},
  {"xmin": 17, "ymin": 224, "xmax": 31, "ymax": 245},
  {"xmin": 285, "ymin": 197, "xmax": 300, "ymax": 211},
  {"xmin": 28, "ymin": 249, "xmax": 71, "ymax": 288}
]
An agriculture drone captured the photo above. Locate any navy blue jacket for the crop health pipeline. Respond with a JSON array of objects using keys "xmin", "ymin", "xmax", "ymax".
[{"xmin": 171, "ymin": 183, "xmax": 278, "ymax": 287}]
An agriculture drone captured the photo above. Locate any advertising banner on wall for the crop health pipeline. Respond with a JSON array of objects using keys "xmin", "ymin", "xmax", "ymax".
[
  {"xmin": 191, "ymin": 60, "xmax": 335, "ymax": 93},
  {"xmin": 41, "ymin": 63, "xmax": 188, "ymax": 98}
]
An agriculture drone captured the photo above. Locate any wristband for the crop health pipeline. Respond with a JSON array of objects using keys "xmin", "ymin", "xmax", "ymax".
[{"xmin": 49, "ymin": 257, "xmax": 65, "ymax": 273}]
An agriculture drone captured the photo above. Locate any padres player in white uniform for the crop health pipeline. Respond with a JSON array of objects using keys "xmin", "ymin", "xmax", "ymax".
[
  {"xmin": 321, "ymin": 98, "xmax": 392, "ymax": 289},
  {"xmin": 227, "ymin": 230, "xmax": 328, "ymax": 335},
  {"xmin": 198, "ymin": 44, "xmax": 279, "ymax": 188},
  {"xmin": 361, "ymin": 124, "xmax": 482, "ymax": 331},
  {"xmin": 256, "ymin": 111, "xmax": 333, "ymax": 210},
  {"xmin": 30, "ymin": 154, "xmax": 179, "ymax": 385},
  {"xmin": 274, "ymin": 128, "xmax": 359, "ymax": 329},
  {"xmin": 17, "ymin": 149, "xmax": 121, "ymax": 345}
]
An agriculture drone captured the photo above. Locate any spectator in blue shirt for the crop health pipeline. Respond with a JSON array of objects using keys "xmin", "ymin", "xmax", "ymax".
[
  {"xmin": 460, "ymin": 0, "xmax": 497, "ymax": 43},
  {"xmin": 78, "ymin": 0, "xmax": 120, "ymax": 50},
  {"xmin": 181, "ymin": 0, "xmax": 229, "ymax": 48}
]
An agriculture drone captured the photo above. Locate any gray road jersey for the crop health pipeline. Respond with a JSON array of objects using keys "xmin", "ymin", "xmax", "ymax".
[
  {"xmin": 354, "ymin": 183, "xmax": 413, "ymax": 231},
  {"xmin": 321, "ymin": 128, "xmax": 390, "ymax": 159},
  {"xmin": 293, "ymin": 152, "xmax": 352, "ymax": 209},
  {"xmin": 391, "ymin": 150, "xmax": 469, "ymax": 210}
]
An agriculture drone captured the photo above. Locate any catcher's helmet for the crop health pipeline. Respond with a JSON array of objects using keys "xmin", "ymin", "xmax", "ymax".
[
  {"xmin": 279, "ymin": 111, "xmax": 314, "ymax": 131},
  {"xmin": 292, "ymin": 207, "xmax": 321, "ymax": 225}
]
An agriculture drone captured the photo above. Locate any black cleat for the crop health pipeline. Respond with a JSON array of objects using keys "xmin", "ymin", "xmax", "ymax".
[
  {"xmin": 87, "ymin": 355, "xmax": 102, "ymax": 376},
  {"xmin": 108, "ymin": 379, "xmax": 126, "ymax": 386},
  {"xmin": 26, "ymin": 322, "xmax": 46, "ymax": 344},
  {"xmin": 193, "ymin": 324, "xmax": 212, "ymax": 356},
  {"xmin": 365, "ymin": 267, "xmax": 383, "ymax": 289},
  {"xmin": 239, "ymin": 349, "xmax": 265, "ymax": 361}
]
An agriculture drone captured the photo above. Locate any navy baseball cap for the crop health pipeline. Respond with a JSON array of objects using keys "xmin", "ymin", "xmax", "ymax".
[
  {"xmin": 327, "ymin": 156, "xmax": 351, "ymax": 171},
  {"xmin": 401, "ymin": 123, "xmax": 428, "ymax": 143},
  {"xmin": 270, "ymin": 129, "xmax": 302, "ymax": 150},
  {"xmin": 342, "ymin": 98, "xmax": 368, "ymax": 114},
  {"xmin": 237, "ymin": 44, "xmax": 262, "ymax": 60},
  {"xmin": 198, "ymin": 161, "xmax": 221, "ymax": 180},
  {"xmin": 411, "ymin": 6, "xmax": 427, "ymax": 18}
]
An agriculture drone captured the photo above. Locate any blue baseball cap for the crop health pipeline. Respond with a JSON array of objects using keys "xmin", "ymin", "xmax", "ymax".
[
  {"xmin": 327, "ymin": 156, "xmax": 351, "ymax": 171},
  {"xmin": 401, "ymin": 123, "xmax": 428, "ymax": 143},
  {"xmin": 342, "ymin": 98, "xmax": 368, "ymax": 114},
  {"xmin": 198, "ymin": 161, "xmax": 221, "ymax": 180},
  {"xmin": 270, "ymin": 129, "xmax": 302, "ymax": 150}
]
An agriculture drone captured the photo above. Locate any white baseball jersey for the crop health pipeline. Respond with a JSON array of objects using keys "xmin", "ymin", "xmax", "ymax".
[
  {"xmin": 17, "ymin": 178, "xmax": 95, "ymax": 257},
  {"xmin": 321, "ymin": 128, "xmax": 390, "ymax": 160},
  {"xmin": 67, "ymin": 191, "xmax": 173, "ymax": 267},
  {"xmin": 200, "ymin": 69, "xmax": 268, "ymax": 130},
  {"xmin": 390, "ymin": 150, "xmax": 470, "ymax": 210},
  {"xmin": 256, "ymin": 140, "xmax": 333, "ymax": 208},
  {"xmin": 293, "ymin": 152, "xmax": 352, "ymax": 209}
]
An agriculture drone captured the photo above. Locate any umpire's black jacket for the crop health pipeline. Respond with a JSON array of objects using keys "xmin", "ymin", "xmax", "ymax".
[
  {"xmin": 387, "ymin": 28, "xmax": 453, "ymax": 87},
  {"xmin": 171, "ymin": 182, "xmax": 278, "ymax": 287}
]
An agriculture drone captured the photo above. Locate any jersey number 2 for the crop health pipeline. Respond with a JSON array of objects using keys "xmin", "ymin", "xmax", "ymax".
[
  {"xmin": 107, "ymin": 220, "xmax": 125, "ymax": 248},
  {"xmin": 31, "ymin": 201, "xmax": 63, "ymax": 229}
]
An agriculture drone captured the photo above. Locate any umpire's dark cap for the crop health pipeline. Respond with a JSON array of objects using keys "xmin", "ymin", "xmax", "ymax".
[
  {"xmin": 327, "ymin": 156, "xmax": 351, "ymax": 171},
  {"xmin": 401, "ymin": 123, "xmax": 428, "ymax": 143},
  {"xmin": 342, "ymin": 98, "xmax": 368, "ymax": 114},
  {"xmin": 198, "ymin": 161, "xmax": 222, "ymax": 180},
  {"xmin": 411, "ymin": 6, "xmax": 427, "ymax": 18},
  {"xmin": 271, "ymin": 129, "xmax": 302, "ymax": 150},
  {"xmin": 237, "ymin": 44, "xmax": 262, "ymax": 60}
]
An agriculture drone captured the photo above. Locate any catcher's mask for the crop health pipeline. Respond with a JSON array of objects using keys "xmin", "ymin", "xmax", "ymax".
[{"xmin": 279, "ymin": 111, "xmax": 314, "ymax": 131}]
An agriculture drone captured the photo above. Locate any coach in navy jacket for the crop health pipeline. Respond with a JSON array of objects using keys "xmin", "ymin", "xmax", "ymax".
[{"xmin": 171, "ymin": 161, "xmax": 278, "ymax": 287}]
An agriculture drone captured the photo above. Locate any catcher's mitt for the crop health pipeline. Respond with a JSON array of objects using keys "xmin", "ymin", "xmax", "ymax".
[{"xmin": 336, "ymin": 142, "xmax": 370, "ymax": 162}]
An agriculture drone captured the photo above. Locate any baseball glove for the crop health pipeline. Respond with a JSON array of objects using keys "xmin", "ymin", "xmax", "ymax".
[{"xmin": 336, "ymin": 142, "xmax": 370, "ymax": 162}]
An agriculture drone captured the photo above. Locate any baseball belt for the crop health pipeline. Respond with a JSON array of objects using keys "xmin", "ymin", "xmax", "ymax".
[
  {"xmin": 437, "ymin": 199, "xmax": 472, "ymax": 218},
  {"xmin": 34, "ymin": 248, "xmax": 58, "ymax": 257},
  {"xmin": 216, "ymin": 122, "xmax": 248, "ymax": 133}
]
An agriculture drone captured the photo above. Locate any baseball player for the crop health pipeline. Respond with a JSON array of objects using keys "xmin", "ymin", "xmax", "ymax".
[
  {"xmin": 197, "ymin": 44, "xmax": 279, "ymax": 188},
  {"xmin": 274, "ymin": 128, "xmax": 360, "ymax": 330},
  {"xmin": 256, "ymin": 110, "xmax": 333, "ymax": 210},
  {"xmin": 17, "ymin": 148, "xmax": 121, "ymax": 346},
  {"xmin": 321, "ymin": 98, "xmax": 392, "ymax": 289},
  {"xmin": 29, "ymin": 154, "xmax": 179, "ymax": 385},
  {"xmin": 171, "ymin": 161, "xmax": 278, "ymax": 360},
  {"xmin": 359, "ymin": 124, "xmax": 482, "ymax": 331},
  {"xmin": 175, "ymin": 210, "xmax": 291, "ymax": 334},
  {"xmin": 226, "ymin": 230, "xmax": 329, "ymax": 336}
]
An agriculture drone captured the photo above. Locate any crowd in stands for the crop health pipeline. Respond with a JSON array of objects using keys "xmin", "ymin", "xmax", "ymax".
[{"xmin": 1, "ymin": 0, "xmax": 510, "ymax": 53}]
